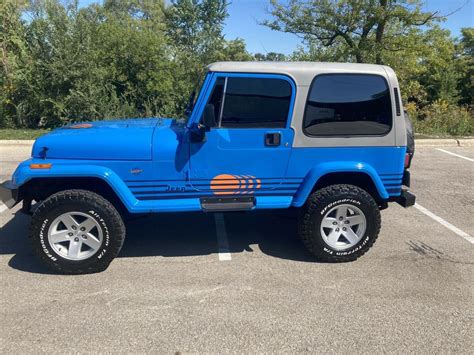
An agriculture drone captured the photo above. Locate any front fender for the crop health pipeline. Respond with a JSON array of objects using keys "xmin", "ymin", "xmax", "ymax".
[
  {"xmin": 291, "ymin": 161, "xmax": 389, "ymax": 207},
  {"xmin": 13, "ymin": 159, "xmax": 138, "ymax": 212}
]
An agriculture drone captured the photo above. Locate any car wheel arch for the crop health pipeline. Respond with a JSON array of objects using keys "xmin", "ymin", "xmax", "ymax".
[
  {"xmin": 291, "ymin": 163, "xmax": 389, "ymax": 208},
  {"xmin": 19, "ymin": 176, "xmax": 130, "ymax": 216}
]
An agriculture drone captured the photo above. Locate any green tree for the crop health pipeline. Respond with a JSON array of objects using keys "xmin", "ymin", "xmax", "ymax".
[
  {"xmin": 265, "ymin": 0, "xmax": 444, "ymax": 64},
  {"xmin": 254, "ymin": 52, "xmax": 287, "ymax": 61},
  {"xmin": 418, "ymin": 27, "xmax": 460, "ymax": 104},
  {"xmin": 220, "ymin": 39, "xmax": 253, "ymax": 61},
  {"xmin": 165, "ymin": 0, "xmax": 251, "ymax": 114},
  {"xmin": 98, "ymin": 0, "xmax": 176, "ymax": 117},
  {"xmin": 383, "ymin": 26, "xmax": 460, "ymax": 105},
  {"xmin": 457, "ymin": 28, "xmax": 474, "ymax": 105},
  {"xmin": 0, "ymin": 0, "xmax": 29, "ymax": 127},
  {"xmin": 166, "ymin": 0, "xmax": 228, "ymax": 81}
]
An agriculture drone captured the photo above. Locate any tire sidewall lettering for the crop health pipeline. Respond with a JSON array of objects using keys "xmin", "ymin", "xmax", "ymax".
[
  {"xmin": 331, "ymin": 235, "xmax": 370, "ymax": 256},
  {"xmin": 39, "ymin": 218, "xmax": 57, "ymax": 261},
  {"xmin": 320, "ymin": 198, "xmax": 361, "ymax": 215},
  {"xmin": 88, "ymin": 210, "xmax": 110, "ymax": 259}
]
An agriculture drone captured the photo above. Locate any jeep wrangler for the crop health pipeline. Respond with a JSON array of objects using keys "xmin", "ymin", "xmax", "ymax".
[{"xmin": 0, "ymin": 62, "xmax": 415, "ymax": 274}]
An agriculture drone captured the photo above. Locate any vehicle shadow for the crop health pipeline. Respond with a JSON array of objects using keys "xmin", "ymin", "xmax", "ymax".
[{"xmin": 1, "ymin": 209, "xmax": 315, "ymax": 274}]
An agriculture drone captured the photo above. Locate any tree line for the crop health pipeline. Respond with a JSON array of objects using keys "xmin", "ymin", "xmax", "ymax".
[{"xmin": 1, "ymin": 0, "xmax": 472, "ymax": 135}]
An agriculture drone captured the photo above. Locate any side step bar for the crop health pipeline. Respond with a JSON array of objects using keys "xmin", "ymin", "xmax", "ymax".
[{"xmin": 200, "ymin": 196, "xmax": 255, "ymax": 212}]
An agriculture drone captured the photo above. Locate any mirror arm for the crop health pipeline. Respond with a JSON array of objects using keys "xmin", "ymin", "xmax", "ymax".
[
  {"xmin": 188, "ymin": 123, "xmax": 207, "ymax": 143},
  {"xmin": 198, "ymin": 123, "xmax": 210, "ymax": 132}
]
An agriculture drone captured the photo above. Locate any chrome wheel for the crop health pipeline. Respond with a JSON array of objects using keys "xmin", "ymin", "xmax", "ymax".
[
  {"xmin": 48, "ymin": 212, "xmax": 103, "ymax": 261},
  {"xmin": 320, "ymin": 204, "xmax": 367, "ymax": 251}
]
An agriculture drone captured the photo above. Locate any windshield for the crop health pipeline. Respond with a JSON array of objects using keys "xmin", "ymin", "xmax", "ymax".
[{"xmin": 185, "ymin": 73, "xmax": 208, "ymax": 121}]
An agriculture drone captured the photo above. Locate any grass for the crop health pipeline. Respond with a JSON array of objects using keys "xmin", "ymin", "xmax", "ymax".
[{"xmin": 0, "ymin": 129, "xmax": 50, "ymax": 140}]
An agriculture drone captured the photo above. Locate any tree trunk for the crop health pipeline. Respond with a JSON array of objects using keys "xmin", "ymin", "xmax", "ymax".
[
  {"xmin": 375, "ymin": 0, "xmax": 388, "ymax": 64},
  {"xmin": 375, "ymin": 21, "xmax": 385, "ymax": 64}
]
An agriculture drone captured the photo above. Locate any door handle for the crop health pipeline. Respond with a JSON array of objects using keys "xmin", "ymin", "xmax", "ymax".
[{"xmin": 265, "ymin": 132, "xmax": 281, "ymax": 146}]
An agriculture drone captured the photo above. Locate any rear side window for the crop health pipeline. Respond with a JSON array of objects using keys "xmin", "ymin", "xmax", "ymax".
[
  {"xmin": 220, "ymin": 77, "xmax": 292, "ymax": 128},
  {"xmin": 303, "ymin": 74, "xmax": 392, "ymax": 136}
]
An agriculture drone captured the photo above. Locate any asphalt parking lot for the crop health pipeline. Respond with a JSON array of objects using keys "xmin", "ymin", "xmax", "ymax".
[{"xmin": 0, "ymin": 142, "xmax": 473, "ymax": 353}]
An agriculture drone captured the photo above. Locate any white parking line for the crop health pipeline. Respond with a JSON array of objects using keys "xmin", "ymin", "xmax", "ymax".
[
  {"xmin": 214, "ymin": 213, "xmax": 232, "ymax": 261},
  {"xmin": 436, "ymin": 148, "xmax": 474, "ymax": 162},
  {"xmin": 414, "ymin": 203, "xmax": 474, "ymax": 245}
]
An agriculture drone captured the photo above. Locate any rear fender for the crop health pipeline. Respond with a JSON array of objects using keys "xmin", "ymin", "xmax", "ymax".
[{"xmin": 291, "ymin": 161, "xmax": 389, "ymax": 207}]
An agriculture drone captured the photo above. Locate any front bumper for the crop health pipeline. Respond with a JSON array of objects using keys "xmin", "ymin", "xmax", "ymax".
[{"xmin": 0, "ymin": 181, "xmax": 19, "ymax": 209}]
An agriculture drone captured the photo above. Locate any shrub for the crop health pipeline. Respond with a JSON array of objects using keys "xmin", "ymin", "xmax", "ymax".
[{"xmin": 409, "ymin": 100, "xmax": 473, "ymax": 136}]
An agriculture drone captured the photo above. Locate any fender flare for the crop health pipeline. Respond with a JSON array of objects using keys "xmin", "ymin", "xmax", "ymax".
[
  {"xmin": 14, "ymin": 161, "xmax": 138, "ymax": 212},
  {"xmin": 291, "ymin": 161, "xmax": 389, "ymax": 207}
]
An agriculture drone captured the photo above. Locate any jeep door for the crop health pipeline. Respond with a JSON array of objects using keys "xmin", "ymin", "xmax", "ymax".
[{"xmin": 188, "ymin": 73, "xmax": 297, "ymax": 197}]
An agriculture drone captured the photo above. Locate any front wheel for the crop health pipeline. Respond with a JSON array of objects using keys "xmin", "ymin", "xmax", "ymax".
[
  {"xmin": 30, "ymin": 190, "xmax": 126, "ymax": 274},
  {"xmin": 298, "ymin": 184, "xmax": 381, "ymax": 262}
]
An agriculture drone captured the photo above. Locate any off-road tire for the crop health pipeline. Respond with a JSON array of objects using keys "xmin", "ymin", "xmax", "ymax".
[
  {"xmin": 298, "ymin": 184, "xmax": 381, "ymax": 262},
  {"xmin": 30, "ymin": 190, "xmax": 126, "ymax": 274}
]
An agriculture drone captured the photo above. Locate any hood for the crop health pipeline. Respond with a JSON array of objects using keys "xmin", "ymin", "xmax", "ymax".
[{"xmin": 32, "ymin": 118, "xmax": 174, "ymax": 161}]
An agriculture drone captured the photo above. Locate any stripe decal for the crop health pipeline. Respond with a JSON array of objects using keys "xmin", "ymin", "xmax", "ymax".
[
  {"xmin": 127, "ymin": 172, "xmax": 405, "ymax": 199},
  {"xmin": 136, "ymin": 192, "xmax": 297, "ymax": 201},
  {"xmin": 127, "ymin": 176, "xmax": 304, "ymax": 200}
]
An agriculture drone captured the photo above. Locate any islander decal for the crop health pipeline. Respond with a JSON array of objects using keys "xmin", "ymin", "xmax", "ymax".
[{"xmin": 210, "ymin": 174, "xmax": 262, "ymax": 195}]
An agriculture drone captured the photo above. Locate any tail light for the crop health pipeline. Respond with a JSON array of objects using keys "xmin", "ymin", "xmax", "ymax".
[{"xmin": 404, "ymin": 153, "xmax": 411, "ymax": 169}]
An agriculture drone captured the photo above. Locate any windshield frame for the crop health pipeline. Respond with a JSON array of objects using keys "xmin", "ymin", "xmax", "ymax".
[
  {"xmin": 185, "ymin": 72, "xmax": 209, "ymax": 122},
  {"xmin": 185, "ymin": 71, "xmax": 213, "ymax": 127}
]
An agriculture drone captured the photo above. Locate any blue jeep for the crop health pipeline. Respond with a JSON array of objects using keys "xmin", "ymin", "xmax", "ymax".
[{"xmin": 0, "ymin": 62, "xmax": 415, "ymax": 274}]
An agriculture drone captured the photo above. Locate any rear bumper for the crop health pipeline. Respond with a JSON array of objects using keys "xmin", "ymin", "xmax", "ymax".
[
  {"xmin": 388, "ymin": 169, "xmax": 415, "ymax": 208},
  {"xmin": 402, "ymin": 170, "xmax": 411, "ymax": 187},
  {"xmin": 393, "ymin": 189, "xmax": 416, "ymax": 208},
  {"xmin": 0, "ymin": 181, "xmax": 19, "ymax": 209}
]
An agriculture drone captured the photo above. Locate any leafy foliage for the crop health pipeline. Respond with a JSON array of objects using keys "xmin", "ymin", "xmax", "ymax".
[
  {"xmin": 267, "ymin": 0, "xmax": 473, "ymax": 134},
  {"xmin": 265, "ymin": 0, "xmax": 442, "ymax": 64},
  {"xmin": 0, "ymin": 0, "xmax": 472, "ymax": 136},
  {"xmin": 407, "ymin": 100, "xmax": 473, "ymax": 136},
  {"xmin": 0, "ymin": 0, "xmax": 250, "ymax": 128}
]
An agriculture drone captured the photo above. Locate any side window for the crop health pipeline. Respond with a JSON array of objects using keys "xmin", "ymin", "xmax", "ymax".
[
  {"xmin": 303, "ymin": 74, "xmax": 392, "ymax": 136},
  {"xmin": 221, "ymin": 77, "xmax": 292, "ymax": 128}
]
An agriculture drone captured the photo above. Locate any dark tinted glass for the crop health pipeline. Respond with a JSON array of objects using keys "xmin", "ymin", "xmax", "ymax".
[
  {"xmin": 303, "ymin": 74, "xmax": 392, "ymax": 136},
  {"xmin": 201, "ymin": 77, "xmax": 225, "ymax": 127},
  {"xmin": 221, "ymin": 77, "xmax": 291, "ymax": 128}
]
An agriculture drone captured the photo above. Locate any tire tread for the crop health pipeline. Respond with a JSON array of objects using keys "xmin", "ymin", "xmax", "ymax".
[
  {"xmin": 30, "ymin": 189, "xmax": 125, "ymax": 274},
  {"xmin": 298, "ymin": 184, "xmax": 381, "ymax": 262}
]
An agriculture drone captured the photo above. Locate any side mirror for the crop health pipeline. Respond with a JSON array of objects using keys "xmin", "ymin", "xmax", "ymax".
[
  {"xmin": 201, "ymin": 104, "xmax": 216, "ymax": 129},
  {"xmin": 188, "ymin": 103, "xmax": 216, "ymax": 143},
  {"xmin": 189, "ymin": 122, "xmax": 207, "ymax": 143}
]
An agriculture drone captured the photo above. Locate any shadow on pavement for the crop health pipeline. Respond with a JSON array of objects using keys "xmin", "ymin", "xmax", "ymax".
[{"xmin": 1, "ymin": 209, "xmax": 315, "ymax": 274}]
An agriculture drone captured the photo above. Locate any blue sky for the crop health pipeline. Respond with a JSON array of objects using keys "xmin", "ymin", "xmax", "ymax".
[{"xmin": 80, "ymin": 0, "xmax": 473, "ymax": 54}]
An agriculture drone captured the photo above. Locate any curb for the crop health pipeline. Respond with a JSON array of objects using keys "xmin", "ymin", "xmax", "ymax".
[
  {"xmin": 0, "ymin": 140, "xmax": 35, "ymax": 145},
  {"xmin": 415, "ymin": 139, "xmax": 474, "ymax": 147}
]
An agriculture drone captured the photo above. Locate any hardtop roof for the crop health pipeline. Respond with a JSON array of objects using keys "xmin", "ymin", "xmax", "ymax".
[{"xmin": 207, "ymin": 61, "xmax": 392, "ymax": 86}]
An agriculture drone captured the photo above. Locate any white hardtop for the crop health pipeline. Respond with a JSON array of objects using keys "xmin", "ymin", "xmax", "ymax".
[{"xmin": 207, "ymin": 61, "xmax": 393, "ymax": 86}]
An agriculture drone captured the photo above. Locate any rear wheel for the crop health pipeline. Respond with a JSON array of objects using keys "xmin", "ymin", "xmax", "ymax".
[
  {"xmin": 298, "ymin": 184, "xmax": 381, "ymax": 262},
  {"xmin": 30, "ymin": 190, "xmax": 126, "ymax": 274}
]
